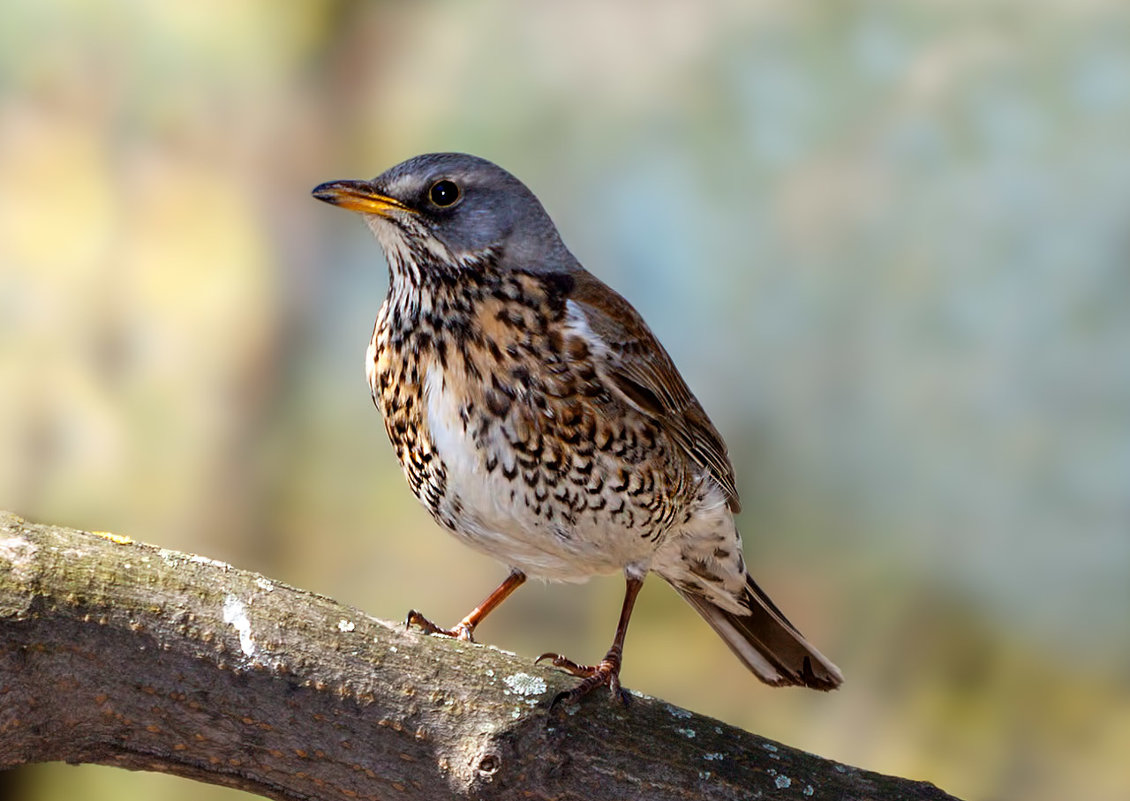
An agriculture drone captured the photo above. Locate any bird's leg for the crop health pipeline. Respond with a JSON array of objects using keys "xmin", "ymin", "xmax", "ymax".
[
  {"xmin": 537, "ymin": 573, "xmax": 644, "ymax": 706},
  {"xmin": 406, "ymin": 569, "xmax": 526, "ymax": 642}
]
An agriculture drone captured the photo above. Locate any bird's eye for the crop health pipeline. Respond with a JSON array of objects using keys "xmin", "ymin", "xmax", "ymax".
[{"xmin": 428, "ymin": 179, "xmax": 461, "ymax": 207}]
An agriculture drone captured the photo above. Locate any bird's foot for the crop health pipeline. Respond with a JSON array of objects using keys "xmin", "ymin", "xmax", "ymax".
[
  {"xmin": 405, "ymin": 610, "xmax": 475, "ymax": 642},
  {"xmin": 535, "ymin": 651, "xmax": 630, "ymax": 707}
]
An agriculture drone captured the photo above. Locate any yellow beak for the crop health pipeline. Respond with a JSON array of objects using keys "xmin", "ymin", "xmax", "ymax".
[{"xmin": 311, "ymin": 180, "xmax": 415, "ymax": 217}]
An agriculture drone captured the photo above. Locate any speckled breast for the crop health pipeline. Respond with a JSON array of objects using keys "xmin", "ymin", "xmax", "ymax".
[{"xmin": 367, "ymin": 267, "xmax": 701, "ymax": 579}]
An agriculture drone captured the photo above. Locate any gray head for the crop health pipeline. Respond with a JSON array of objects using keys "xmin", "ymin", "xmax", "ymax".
[{"xmin": 313, "ymin": 153, "xmax": 577, "ymax": 279}]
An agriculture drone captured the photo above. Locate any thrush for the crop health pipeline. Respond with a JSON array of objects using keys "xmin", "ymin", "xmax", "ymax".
[{"xmin": 312, "ymin": 153, "xmax": 843, "ymax": 705}]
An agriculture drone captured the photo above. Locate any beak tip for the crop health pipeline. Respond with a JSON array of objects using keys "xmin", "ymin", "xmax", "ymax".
[{"xmin": 311, "ymin": 183, "xmax": 341, "ymax": 204}]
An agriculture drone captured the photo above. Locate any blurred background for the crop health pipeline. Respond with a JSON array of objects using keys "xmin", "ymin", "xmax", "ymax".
[{"xmin": 2, "ymin": 1, "xmax": 1128, "ymax": 800}]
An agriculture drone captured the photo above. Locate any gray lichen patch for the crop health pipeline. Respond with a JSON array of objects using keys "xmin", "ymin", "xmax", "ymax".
[
  {"xmin": 486, "ymin": 644, "xmax": 519, "ymax": 658},
  {"xmin": 664, "ymin": 703, "xmax": 692, "ymax": 719},
  {"xmin": 189, "ymin": 553, "xmax": 233, "ymax": 571},
  {"xmin": 0, "ymin": 532, "xmax": 39, "ymax": 617},
  {"xmin": 0, "ymin": 533, "xmax": 38, "ymax": 582},
  {"xmin": 502, "ymin": 672, "xmax": 546, "ymax": 697},
  {"xmin": 159, "ymin": 548, "xmax": 234, "ymax": 572}
]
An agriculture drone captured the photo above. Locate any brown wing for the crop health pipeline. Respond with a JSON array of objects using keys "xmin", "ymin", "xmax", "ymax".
[{"xmin": 567, "ymin": 270, "xmax": 741, "ymax": 513}]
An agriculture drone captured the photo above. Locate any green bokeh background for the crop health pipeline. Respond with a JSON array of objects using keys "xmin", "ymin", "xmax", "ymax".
[{"xmin": 2, "ymin": 2, "xmax": 1128, "ymax": 800}]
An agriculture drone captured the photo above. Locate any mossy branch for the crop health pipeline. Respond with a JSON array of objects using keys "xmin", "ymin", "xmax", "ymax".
[{"xmin": 0, "ymin": 511, "xmax": 959, "ymax": 801}]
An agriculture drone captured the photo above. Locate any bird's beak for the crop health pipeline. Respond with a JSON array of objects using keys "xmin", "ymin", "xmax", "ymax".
[{"xmin": 311, "ymin": 180, "xmax": 414, "ymax": 217}]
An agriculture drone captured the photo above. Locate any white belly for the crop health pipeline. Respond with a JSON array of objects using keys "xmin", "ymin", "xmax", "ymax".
[{"xmin": 423, "ymin": 363, "xmax": 657, "ymax": 580}]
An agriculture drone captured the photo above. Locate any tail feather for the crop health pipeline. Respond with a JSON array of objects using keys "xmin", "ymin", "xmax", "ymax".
[{"xmin": 674, "ymin": 575, "xmax": 843, "ymax": 691}]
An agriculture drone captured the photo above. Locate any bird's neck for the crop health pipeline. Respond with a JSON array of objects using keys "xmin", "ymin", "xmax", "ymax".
[
  {"xmin": 383, "ymin": 251, "xmax": 489, "ymax": 329},
  {"xmin": 376, "ymin": 255, "xmax": 576, "ymax": 370}
]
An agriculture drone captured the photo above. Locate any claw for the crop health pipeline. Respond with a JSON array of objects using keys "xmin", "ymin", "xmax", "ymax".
[
  {"xmin": 545, "ymin": 658, "xmax": 630, "ymax": 708},
  {"xmin": 405, "ymin": 610, "xmax": 475, "ymax": 642},
  {"xmin": 402, "ymin": 572, "xmax": 526, "ymax": 645},
  {"xmin": 534, "ymin": 652, "xmax": 593, "ymax": 677},
  {"xmin": 537, "ymin": 652, "xmax": 629, "ymax": 707},
  {"xmin": 551, "ymin": 686, "xmax": 630, "ymax": 709}
]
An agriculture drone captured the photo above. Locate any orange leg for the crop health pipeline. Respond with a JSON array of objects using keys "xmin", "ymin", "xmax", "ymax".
[
  {"xmin": 406, "ymin": 569, "xmax": 526, "ymax": 642},
  {"xmin": 537, "ymin": 573, "xmax": 644, "ymax": 706}
]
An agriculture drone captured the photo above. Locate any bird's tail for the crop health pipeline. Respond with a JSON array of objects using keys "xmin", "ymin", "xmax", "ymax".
[{"xmin": 672, "ymin": 575, "xmax": 843, "ymax": 690}]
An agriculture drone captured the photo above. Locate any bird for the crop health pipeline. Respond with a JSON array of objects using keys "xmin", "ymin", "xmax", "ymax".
[{"xmin": 312, "ymin": 153, "xmax": 842, "ymax": 705}]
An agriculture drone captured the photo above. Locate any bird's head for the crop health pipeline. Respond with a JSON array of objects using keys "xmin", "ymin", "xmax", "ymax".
[{"xmin": 313, "ymin": 153, "xmax": 577, "ymax": 281}]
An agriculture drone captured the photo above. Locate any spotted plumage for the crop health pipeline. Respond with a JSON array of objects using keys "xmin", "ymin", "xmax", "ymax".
[{"xmin": 313, "ymin": 153, "xmax": 842, "ymax": 704}]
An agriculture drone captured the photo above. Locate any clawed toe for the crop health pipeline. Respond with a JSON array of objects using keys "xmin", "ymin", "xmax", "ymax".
[
  {"xmin": 534, "ymin": 652, "xmax": 594, "ymax": 677},
  {"xmin": 535, "ymin": 652, "xmax": 629, "ymax": 707},
  {"xmin": 405, "ymin": 610, "xmax": 475, "ymax": 642},
  {"xmin": 403, "ymin": 572, "xmax": 526, "ymax": 644}
]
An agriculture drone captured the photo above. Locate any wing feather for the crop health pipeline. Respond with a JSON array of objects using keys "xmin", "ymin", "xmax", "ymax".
[{"xmin": 567, "ymin": 271, "xmax": 741, "ymax": 512}]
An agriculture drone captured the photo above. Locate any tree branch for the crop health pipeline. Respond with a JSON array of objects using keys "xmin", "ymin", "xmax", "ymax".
[{"xmin": 0, "ymin": 511, "xmax": 959, "ymax": 801}]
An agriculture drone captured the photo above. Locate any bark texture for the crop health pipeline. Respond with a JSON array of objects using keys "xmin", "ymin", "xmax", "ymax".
[{"xmin": 0, "ymin": 511, "xmax": 960, "ymax": 801}]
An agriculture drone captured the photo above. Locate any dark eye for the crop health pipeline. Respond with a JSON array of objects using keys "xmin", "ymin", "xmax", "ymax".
[{"xmin": 429, "ymin": 179, "xmax": 460, "ymax": 207}]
